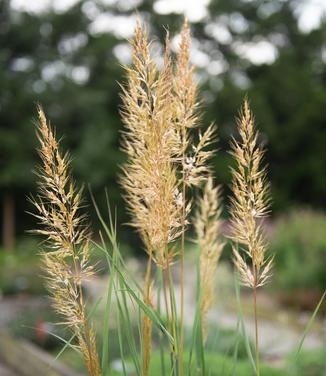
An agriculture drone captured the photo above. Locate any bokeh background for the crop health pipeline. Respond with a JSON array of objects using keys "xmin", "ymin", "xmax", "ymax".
[{"xmin": 0, "ymin": 0, "xmax": 325, "ymax": 375}]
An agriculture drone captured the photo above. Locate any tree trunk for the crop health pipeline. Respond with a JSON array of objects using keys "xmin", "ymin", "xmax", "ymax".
[{"xmin": 2, "ymin": 191, "xmax": 15, "ymax": 250}]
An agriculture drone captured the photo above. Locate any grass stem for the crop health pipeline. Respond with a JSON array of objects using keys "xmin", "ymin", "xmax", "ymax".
[
  {"xmin": 143, "ymin": 255, "xmax": 153, "ymax": 376},
  {"xmin": 179, "ymin": 172, "xmax": 186, "ymax": 376},
  {"xmin": 253, "ymin": 269, "xmax": 260, "ymax": 376},
  {"xmin": 166, "ymin": 263, "xmax": 178, "ymax": 356}
]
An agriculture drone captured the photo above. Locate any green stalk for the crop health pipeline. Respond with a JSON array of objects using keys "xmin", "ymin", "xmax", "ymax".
[
  {"xmin": 179, "ymin": 171, "xmax": 186, "ymax": 376},
  {"xmin": 234, "ymin": 275, "xmax": 256, "ymax": 373},
  {"xmin": 253, "ymin": 268, "xmax": 260, "ymax": 376},
  {"xmin": 188, "ymin": 251, "xmax": 205, "ymax": 376},
  {"xmin": 157, "ymin": 268, "xmax": 167, "ymax": 376},
  {"xmin": 166, "ymin": 263, "xmax": 179, "ymax": 376}
]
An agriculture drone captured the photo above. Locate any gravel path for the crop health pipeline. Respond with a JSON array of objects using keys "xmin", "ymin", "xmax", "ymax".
[
  {"xmin": 1, "ymin": 262, "xmax": 324, "ymax": 371},
  {"xmin": 0, "ymin": 295, "xmax": 46, "ymax": 328},
  {"xmin": 0, "ymin": 296, "xmax": 47, "ymax": 375},
  {"xmin": 0, "ymin": 363, "xmax": 18, "ymax": 376},
  {"xmin": 84, "ymin": 261, "xmax": 325, "ymax": 363}
]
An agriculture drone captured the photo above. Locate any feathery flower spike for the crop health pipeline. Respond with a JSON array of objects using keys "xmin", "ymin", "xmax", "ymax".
[
  {"xmin": 195, "ymin": 177, "xmax": 224, "ymax": 342},
  {"xmin": 229, "ymin": 99, "xmax": 273, "ymax": 376},
  {"xmin": 31, "ymin": 107, "xmax": 101, "ymax": 376},
  {"xmin": 229, "ymin": 99, "xmax": 273, "ymax": 288}
]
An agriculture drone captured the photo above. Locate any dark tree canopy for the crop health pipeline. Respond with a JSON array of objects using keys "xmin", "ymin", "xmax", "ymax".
[{"xmin": 0, "ymin": 0, "xmax": 325, "ymax": 248}]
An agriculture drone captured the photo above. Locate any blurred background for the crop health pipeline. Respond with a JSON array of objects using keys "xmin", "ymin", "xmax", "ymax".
[{"xmin": 0, "ymin": 0, "xmax": 325, "ymax": 375}]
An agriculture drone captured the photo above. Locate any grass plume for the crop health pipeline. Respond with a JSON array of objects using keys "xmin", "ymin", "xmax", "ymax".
[
  {"xmin": 31, "ymin": 107, "xmax": 101, "ymax": 376},
  {"xmin": 120, "ymin": 22, "xmax": 183, "ymax": 373},
  {"xmin": 229, "ymin": 99, "xmax": 273, "ymax": 376},
  {"xmin": 120, "ymin": 23, "xmax": 182, "ymax": 268},
  {"xmin": 194, "ymin": 177, "xmax": 224, "ymax": 343},
  {"xmin": 173, "ymin": 22, "xmax": 217, "ymax": 373}
]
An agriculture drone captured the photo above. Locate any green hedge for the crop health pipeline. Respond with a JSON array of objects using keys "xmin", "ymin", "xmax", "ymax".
[{"xmin": 271, "ymin": 209, "xmax": 326, "ymax": 293}]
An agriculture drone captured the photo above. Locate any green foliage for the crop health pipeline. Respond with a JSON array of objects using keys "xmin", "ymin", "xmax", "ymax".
[
  {"xmin": 2, "ymin": 0, "xmax": 326, "ymax": 247},
  {"xmin": 0, "ymin": 239, "xmax": 45, "ymax": 295},
  {"xmin": 191, "ymin": 325, "xmax": 252, "ymax": 360},
  {"xmin": 290, "ymin": 349, "xmax": 326, "ymax": 376},
  {"xmin": 271, "ymin": 209, "xmax": 326, "ymax": 293},
  {"xmin": 148, "ymin": 350, "xmax": 287, "ymax": 376},
  {"xmin": 53, "ymin": 348, "xmax": 87, "ymax": 373},
  {"xmin": 59, "ymin": 347, "xmax": 326, "ymax": 376},
  {"xmin": 201, "ymin": 0, "xmax": 326, "ymax": 212},
  {"xmin": 9, "ymin": 305, "xmax": 67, "ymax": 350}
]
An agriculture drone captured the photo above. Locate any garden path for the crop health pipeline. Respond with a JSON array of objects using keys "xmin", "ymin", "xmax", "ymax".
[{"xmin": 84, "ymin": 259, "xmax": 325, "ymax": 365}]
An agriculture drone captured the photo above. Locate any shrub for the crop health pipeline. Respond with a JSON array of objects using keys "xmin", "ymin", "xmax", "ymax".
[
  {"xmin": 0, "ymin": 239, "xmax": 45, "ymax": 296},
  {"xmin": 148, "ymin": 351, "xmax": 288, "ymax": 376},
  {"xmin": 289, "ymin": 349, "xmax": 326, "ymax": 376},
  {"xmin": 9, "ymin": 304, "xmax": 66, "ymax": 350},
  {"xmin": 271, "ymin": 209, "xmax": 326, "ymax": 295}
]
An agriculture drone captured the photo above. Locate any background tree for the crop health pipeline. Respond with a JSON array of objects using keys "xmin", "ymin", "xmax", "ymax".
[{"xmin": 1, "ymin": 0, "xmax": 325, "ymax": 249}]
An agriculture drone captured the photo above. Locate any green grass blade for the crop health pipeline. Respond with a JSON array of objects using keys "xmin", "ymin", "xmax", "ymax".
[
  {"xmin": 194, "ymin": 254, "xmax": 205, "ymax": 376},
  {"xmin": 114, "ymin": 265, "xmax": 174, "ymax": 344},
  {"xmin": 294, "ymin": 289, "xmax": 326, "ymax": 357},
  {"xmin": 195, "ymin": 318, "xmax": 205, "ymax": 375},
  {"xmin": 188, "ymin": 252, "xmax": 205, "ymax": 376},
  {"xmin": 157, "ymin": 268, "xmax": 167, "ymax": 376},
  {"xmin": 234, "ymin": 275, "xmax": 256, "ymax": 373},
  {"xmin": 137, "ymin": 303, "xmax": 144, "ymax": 373},
  {"xmin": 90, "ymin": 190, "xmax": 143, "ymax": 292},
  {"xmin": 231, "ymin": 320, "xmax": 240, "ymax": 376},
  {"xmin": 116, "ymin": 296, "xmax": 128, "ymax": 376},
  {"xmin": 116, "ymin": 269, "xmax": 142, "ymax": 375},
  {"xmin": 55, "ymin": 334, "xmax": 79, "ymax": 358},
  {"xmin": 101, "ymin": 251, "xmax": 115, "ymax": 375},
  {"xmin": 21, "ymin": 325, "xmax": 80, "ymax": 355}
]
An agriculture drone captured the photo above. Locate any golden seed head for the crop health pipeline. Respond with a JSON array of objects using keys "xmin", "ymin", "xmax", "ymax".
[
  {"xmin": 195, "ymin": 176, "xmax": 224, "ymax": 342},
  {"xmin": 229, "ymin": 99, "xmax": 273, "ymax": 288},
  {"xmin": 120, "ymin": 23, "xmax": 184, "ymax": 265},
  {"xmin": 32, "ymin": 107, "xmax": 101, "ymax": 376}
]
